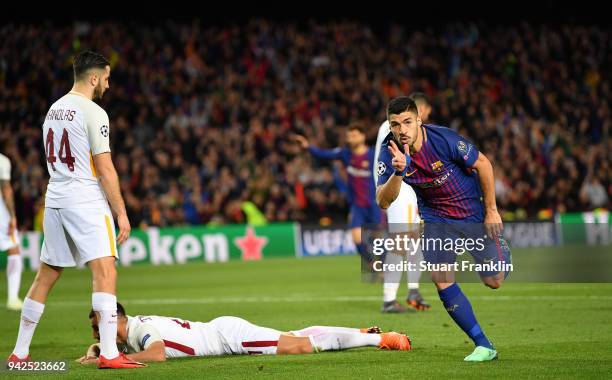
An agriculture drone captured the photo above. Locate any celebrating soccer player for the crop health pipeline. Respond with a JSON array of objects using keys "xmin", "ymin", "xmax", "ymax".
[{"xmin": 376, "ymin": 96, "xmax": 511, "ymax": 361}]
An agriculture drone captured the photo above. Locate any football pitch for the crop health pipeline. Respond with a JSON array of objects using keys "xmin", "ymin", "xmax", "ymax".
[{"xmin": 1, "ymin": 255, "xmax": 611, "ymax": 379}]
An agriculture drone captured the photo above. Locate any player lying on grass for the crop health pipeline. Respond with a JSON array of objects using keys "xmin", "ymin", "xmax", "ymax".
[{"xmin": 77, "ymin": 302, "xmax": 411, "ymax": 364}]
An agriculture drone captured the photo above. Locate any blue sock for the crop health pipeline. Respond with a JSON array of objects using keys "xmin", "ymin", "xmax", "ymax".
[
  {"xmin": 356, "ymin": 243, "xmax": 374, "ymax": 264},
  {"xmin": 438, "ymin": 283, "xmax": 494, "ymax": 349}
]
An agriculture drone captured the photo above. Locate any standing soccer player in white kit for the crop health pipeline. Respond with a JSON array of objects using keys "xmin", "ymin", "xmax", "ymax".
[
  {"xmin": 0, "ymin": 153, "xmax": 23, "ymax": 311},
  {"xmin": 7, "ymin": 51, "xmax": 144, "ymax": 369},
  {"xmin": 374, "ymin": 93, "xmax": 432, "ymax": 313}
]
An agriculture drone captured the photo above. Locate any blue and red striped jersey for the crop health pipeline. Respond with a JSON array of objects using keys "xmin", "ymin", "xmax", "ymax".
[
  {"xmin": 376, "ymin": 124, "xmax": 484, "ymax": 222},
  {"xmin": 308, "ymin": 146, "xmax": 376, "ymax": 208}
]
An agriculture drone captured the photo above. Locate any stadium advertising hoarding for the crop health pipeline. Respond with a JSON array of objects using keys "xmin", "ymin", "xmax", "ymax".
[
  {"xmin": 8, "ymin": 223, "xmax": 299, "ymax": 271},
  {"xmin": 2, "ymin": 211, "xmax": 610, "ymax": 270},
  {"xmin": 298, "ymin": 226, "xmax": 357, "ymax": 257}
]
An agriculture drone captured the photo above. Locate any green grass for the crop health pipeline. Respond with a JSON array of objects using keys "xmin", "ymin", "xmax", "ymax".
[{"xmin": 1, "ymin": 256, "xmax": 611, "ymax": 379}]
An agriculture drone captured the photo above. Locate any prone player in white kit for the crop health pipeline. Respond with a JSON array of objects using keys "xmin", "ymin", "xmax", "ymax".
[
  {"xmin": 7, "ymin": 51, "xmax": 143, "ymax": 369},
  {"xmin": 77, "ymin": 303, "xmax": 411, "ymax": 364},
  {"xmin": 374, "ymin": 93, "xmax": 432, "ymax": 313}
]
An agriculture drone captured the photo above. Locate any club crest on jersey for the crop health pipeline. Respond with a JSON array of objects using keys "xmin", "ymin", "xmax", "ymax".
[
  {"xmin": 431, "ymin": 160, "xmax": 444, "ymax": 172},
  {"xmin": 362, "ymin": 160, "xmax": 369, "ymax": 168},
  {"xmin": 100, "ymin": 125, "xmax": 109, "ymax": 137},
  {"xmin": 377, "ymin": 161, "xmax": 386, "ymax": 176}
]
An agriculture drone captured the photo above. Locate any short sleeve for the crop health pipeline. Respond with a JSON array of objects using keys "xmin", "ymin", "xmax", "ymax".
[
  {"xmin": 446, "ymin": 130, "xmax": 479, "ymax": 168},
  {"xmin": 373, "ymin": 123, "xmax": 390, "ymax": 183},
  {"xmin": 132, "ymin": 323, "xmax": 163, "ymax": 351},
  {"xmin": 86, "ymin": 107, "xmax": 111, "ymax": 155},
  {"xmin": 0, "ymin": 156, "xmax": 11, "ymax": 181},
  {"xmin": 376, "ymin": 143, "xmax": 395, "ymax": 187}
]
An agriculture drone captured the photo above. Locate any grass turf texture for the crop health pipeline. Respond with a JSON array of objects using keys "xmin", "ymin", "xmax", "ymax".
[{"xmin": 1, "ymin": 255, "xmax": 611, "ymax": 379}]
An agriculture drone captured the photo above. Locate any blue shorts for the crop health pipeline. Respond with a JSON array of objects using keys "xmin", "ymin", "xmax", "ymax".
[
  {"xmin": 422, "ymin": 216, "xmax": 511, "ymax": 278},
  {"xmin": 349, "ymin": 204, "xmax": 381, "ymax": 229}
]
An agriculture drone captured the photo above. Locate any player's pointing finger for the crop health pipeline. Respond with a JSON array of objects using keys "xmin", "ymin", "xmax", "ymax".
[{"xmin": 389, "ymin": 140, "xmax": 399, "ymax": 155}]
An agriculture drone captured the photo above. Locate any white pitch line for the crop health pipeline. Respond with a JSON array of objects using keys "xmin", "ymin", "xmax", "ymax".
[{"xmin": 44, "ymin": 294, "xmax": 612, "ymax": 307}]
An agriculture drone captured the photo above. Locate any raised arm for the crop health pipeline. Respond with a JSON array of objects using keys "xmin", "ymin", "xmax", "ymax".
[
  {"xmin": 294, "ymin": 134, "xmax": 345, "ymax": 161},
  {"xmin": 376, "ymin": 140, "xmax": 409, "ymax": 209}
]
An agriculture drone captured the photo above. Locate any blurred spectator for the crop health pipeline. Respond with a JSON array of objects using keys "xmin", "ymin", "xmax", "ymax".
[
  {"xmin": 580, "ymin": 175, "xmax": 609, "ymax": 208},
  {"xmin": 0, "ymin": 20, "xmax": 610, "ymax": 229}
]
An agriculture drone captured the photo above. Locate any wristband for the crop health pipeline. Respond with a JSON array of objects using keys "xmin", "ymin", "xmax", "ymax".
[{"xmin": 394, "ymin": 166, "xmax": 409, "ymax": 177}]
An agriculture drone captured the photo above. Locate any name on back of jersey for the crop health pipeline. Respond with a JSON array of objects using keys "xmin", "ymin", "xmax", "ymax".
[{"xmin": 46, "ymin": 108, "xmax": 76, "ymax": 122}]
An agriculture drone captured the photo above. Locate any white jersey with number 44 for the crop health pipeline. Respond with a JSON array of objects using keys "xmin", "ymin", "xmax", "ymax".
[{"xmin": 42, "ymin": 93, "xmax": 111, "ymax": 208}]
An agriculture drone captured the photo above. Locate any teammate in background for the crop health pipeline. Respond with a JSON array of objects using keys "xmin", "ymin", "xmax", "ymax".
[
  {"xmin": 0, "ymin": 153, "xmax": 23, "ymax": 311},
  {"xmin": 376, "ymin": 97, "xmax": 511, "ymax": 361},
  {"xmin": 77, "ymin": 302, "xmax": 411, "ymax": 364},
  {"xmin": 408, "ymin": 92, "xmax": 432, "ymax": 122},
  {"xmin": 7, "ymin": 51, "xmax": 143, "ymax": 369},
  {"xmin": 294, "ymin": 124, "xmax": 380, "ymax": 273},
  {"xmin": 373, "ymin": 92, "xmax": 432, "ymax": 313}
]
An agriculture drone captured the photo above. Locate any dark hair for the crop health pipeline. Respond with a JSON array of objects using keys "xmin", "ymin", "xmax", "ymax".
[
  {"xmin": 73, "ymin": 51, "xmax": 110, "ymax": 81},
  {"xmin": 88, "ymin": 302, "xmax": 126, "ymax": 319},
  {"xmin": 408, "ymin": 92, "xmax": 430, "ymax": 106},
  {"xmin": 347, "ymin": 122, "xmax": 366, "ymax": 135},
  {"xmin": 387, "ymin": 96, "xmax": 418, "ymax": 118}
]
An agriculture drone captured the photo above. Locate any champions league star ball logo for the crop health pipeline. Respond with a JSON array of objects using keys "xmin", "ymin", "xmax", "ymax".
[
  {"xmin": 457, "ymin": 140, "xmax": 472, "ymax": 161},
  {"xmin": 377, "ymin": 161, "xmax": 386, "ymax": 176},
  {"xmin": 100, "ymin": 125, "xmax": 109, "ymax": 137},
  {"xmin": 457, "ymin": 140, "xmax": 468, "ymax": 154}
]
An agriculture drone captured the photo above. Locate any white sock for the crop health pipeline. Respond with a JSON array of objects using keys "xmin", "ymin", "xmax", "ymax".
[
  {"xmin": 306, "ymin": 330, "xmax": 381, "ymax": 352},
  {"xmin": 7, "ymin": 255, "xmax": 23, "ymax": 301},
  {"xmin": 293, "ymin": 326, "xmax": 361, "ymax": 336},
  {"xmin": 383, "ymin": 282, "xmax": 401, "ymax": 302},
  {"xmin": 383, "ymin": 251, "xmax": 403, "ymax": 302},
  {"xmin": 92, "ymin": 292, "xmax": 119, "ymax": 359},
  {"xmin": 407, "ymin": 249, "xmax": 423, "ymax": 290},
  {"xmin": 13, "ymin": 297, "xmax": 45, "ymax": 358}
]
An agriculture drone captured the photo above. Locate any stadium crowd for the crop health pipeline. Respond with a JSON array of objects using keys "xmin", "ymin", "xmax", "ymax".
[{"xmin": 0, "ymin": 20, "xmax": 609, "ymax": 230}]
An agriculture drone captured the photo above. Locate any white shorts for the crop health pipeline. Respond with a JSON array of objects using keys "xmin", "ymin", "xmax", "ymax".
[
  {"xmin": 209, "ymin": 316, "xmax": 282, "ymax": 355},
  {"xmin": 387, "ymin": 182, "xmax": 420, "ymax": 233},
  {"xmin": 0, "ymin": 223, "xmax": 19, "ymax": 252},
  {"xmin": 40, "ymin": 206, "xmax": 118, "ymax": 267}
]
